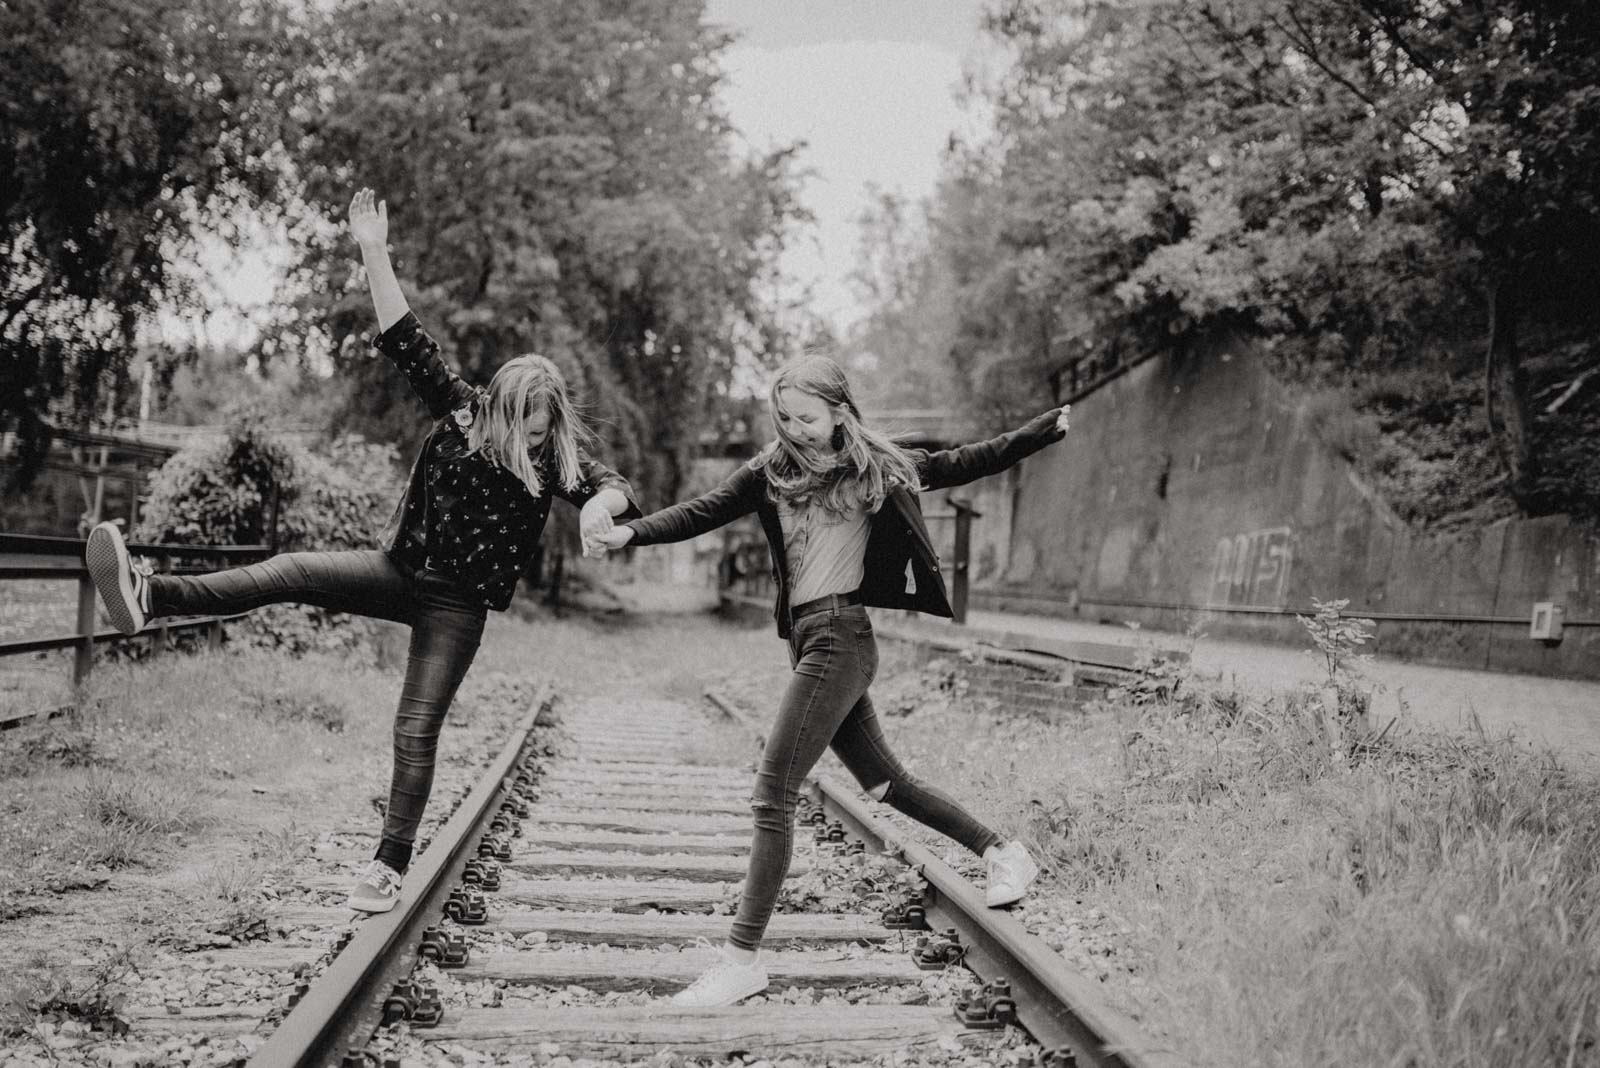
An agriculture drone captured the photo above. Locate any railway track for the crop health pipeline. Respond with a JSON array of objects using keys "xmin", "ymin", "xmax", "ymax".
[{"xmin": 228, "ymin": 686, "xmax": 1179, "ymax": 1067}]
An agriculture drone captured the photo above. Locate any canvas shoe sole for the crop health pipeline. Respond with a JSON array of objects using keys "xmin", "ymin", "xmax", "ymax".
[{"xmin": 86, "ymin": 522, "xmax": 146, "ymax": 635}]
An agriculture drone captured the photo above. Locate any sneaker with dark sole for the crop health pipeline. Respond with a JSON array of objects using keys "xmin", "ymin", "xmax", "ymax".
[
  {"xmin": 347, "ymin": 859, "xmax": 403, "ymax": 913},
  {"xmin": 86, "ymin": 521, "xmax": 150, "ymax": 635}
]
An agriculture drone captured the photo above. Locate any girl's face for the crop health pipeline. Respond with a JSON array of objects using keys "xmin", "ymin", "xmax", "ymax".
[
  {"xmin": 775, "ymin": 386, "xmax": 839, "ymax": 453},
  {"xmin": 524, "ymin": 403, "xmax": 552, "ymax": 450}
]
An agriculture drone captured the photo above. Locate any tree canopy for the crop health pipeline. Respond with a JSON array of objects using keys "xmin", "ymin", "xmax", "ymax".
[
  {"xmin": 285, "ymin": 0, "xmax": 805, "ymax": 508},
  {"xmin": 1, "ymin": 0, "xmax": 322, "ymax": 488},
  {"xmin": 852, "ymin": 0, "xmax": 1600, "ymax": 522}
]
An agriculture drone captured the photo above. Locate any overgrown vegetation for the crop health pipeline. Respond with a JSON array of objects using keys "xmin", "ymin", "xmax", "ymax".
[
  {"xmin": 134, "ymin": 410, "xmax": 403, "ymax": 658},
  {"xmin": 868, "ymin": 629, "xmax": 1600, "ymax": 1067}
]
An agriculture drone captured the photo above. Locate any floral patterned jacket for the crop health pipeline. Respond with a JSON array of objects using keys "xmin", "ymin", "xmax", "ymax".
[{"xmin": 373, "ymin": 312, "xmax": 638, "ymax": 610}]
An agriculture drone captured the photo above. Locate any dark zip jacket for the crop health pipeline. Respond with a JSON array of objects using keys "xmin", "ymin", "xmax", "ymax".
[{"xmin": 624, "ymin": 409, "xmax": 1066, "ymax": 637}]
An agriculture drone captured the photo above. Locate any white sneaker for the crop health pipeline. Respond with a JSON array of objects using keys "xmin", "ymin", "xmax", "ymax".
[
  {"xmin": 347, "ymin": 860, "xmax": 403, "ymax": 913},
  {"xmin": 86, "ymin": 522, "xmax": 151, "ymax": 634},
  {"xmin": 985, "ymin": 840, "xmax": 1040, "ymax": 907},
  {"xmin": 670, "ymin": 945, "xmax": 769, "ymax": 1007}
]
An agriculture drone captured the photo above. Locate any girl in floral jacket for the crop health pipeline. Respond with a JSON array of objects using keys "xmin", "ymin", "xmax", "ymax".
[{"xmin": 87, "ymin": 189, "xmax": 638, "ymax": 912}]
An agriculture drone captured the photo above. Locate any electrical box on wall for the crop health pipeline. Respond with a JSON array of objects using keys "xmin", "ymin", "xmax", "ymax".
[{"xmin": 1529, "ymin": 602, "xmax": 1565, "ymax": 641}]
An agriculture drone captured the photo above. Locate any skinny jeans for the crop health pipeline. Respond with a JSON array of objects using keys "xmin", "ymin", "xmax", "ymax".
[
  {"xmin": 148, "ymin": 549, "xmax": 486, "ymax": 872},
  {"xmin": 729, "ymin": 603, "xmax": 1003, "ymax": 950}
]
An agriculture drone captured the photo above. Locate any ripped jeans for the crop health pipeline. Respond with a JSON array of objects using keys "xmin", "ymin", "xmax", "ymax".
[
  {"xmin": 148, "ymin": 549, "xmax": 486, "ymax": 873},
  {"xmin": 729, "ymin": 602, "xmax": 1003, "ymax": 950}
]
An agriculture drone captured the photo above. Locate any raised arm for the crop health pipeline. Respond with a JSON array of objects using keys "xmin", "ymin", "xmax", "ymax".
[
  {"xmin": 918, "ymin": 407, "xmax": 1071, "ymax": 491},
  {"xmin": 350, "ymin": 188, "xmax": 408, "ymax": 332},
  {"xmin": 349, "ymin": 189, "xmax": 475, "ymax": 418},
  {"xmin": 594, "ymin": 465, "xmax": 764, "ymax": 551}
]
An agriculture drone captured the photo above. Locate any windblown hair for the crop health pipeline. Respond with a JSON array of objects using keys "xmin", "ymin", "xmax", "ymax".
[
  {"xmin": 466, "ymin": 354, "xmax": 593, "ymax": 497},
  {"xmin": 751, "ymin": 352, "xmax": 921, "ymax": 516}
]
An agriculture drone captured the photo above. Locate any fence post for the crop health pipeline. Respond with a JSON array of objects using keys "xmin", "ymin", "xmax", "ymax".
[
  {"xmin": 73, "ymin": 572, "xmax": 97, "ymax": 686},
  {"xmin": 948, "ymin": 497, "xmax": 981, "ymax": 625},
  {"xmin": 151, "ymin": 554, "xmax": 173, "ymax": 658}
]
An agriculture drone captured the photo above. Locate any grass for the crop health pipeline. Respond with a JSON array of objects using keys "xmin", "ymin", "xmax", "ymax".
[{"xmin": 862, "ymin": 639, "xmax": 1600, "ymax": 1068}]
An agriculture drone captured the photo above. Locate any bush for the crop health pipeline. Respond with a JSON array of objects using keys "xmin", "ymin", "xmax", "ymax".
[{"xmin": 135, "ymin": 410, "xmax": 403, "ymax": 658}]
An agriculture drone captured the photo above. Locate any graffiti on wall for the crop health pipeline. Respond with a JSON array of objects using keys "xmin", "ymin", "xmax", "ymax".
[{"xmin": 1211, "ymin": 527, "xmax": 1293, "ymax": 606}]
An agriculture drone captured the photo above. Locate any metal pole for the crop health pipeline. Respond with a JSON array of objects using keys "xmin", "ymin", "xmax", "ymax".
[{"xmin": 948, "ymin": 497, "xmax": 981, "ymax": 625}]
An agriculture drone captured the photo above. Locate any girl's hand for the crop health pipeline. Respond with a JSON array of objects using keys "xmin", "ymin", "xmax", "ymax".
[
  {"xmin": 593, "ymin": 526, "xmax": 635, "ymax": 551},
  {"xmin": 1055, "ymin": 404, "xmax": 1071, "ymax": 435},
  {"xmin": 579, "ymin": 500, "xmax": 615, "ymax": 558},
  {"xmin": 349, "ymin": 188, "xmax": 388, "ymax": 249}
]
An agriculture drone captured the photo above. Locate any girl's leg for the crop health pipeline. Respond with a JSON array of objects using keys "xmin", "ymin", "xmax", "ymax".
[
  {"xmin": 148, "ymin": 549, "xmax": 415, "ymax": 625},
  {"xmin": 727, "ymin": 607, "xmax": 875, "ymax": 952},
  {"xmin": 830, "ymin": 689, "xmax": 1003, "ymax": 858},
  {"xmin": 371, "ymin": 579, "xmax": 485, "ymax": 874}
]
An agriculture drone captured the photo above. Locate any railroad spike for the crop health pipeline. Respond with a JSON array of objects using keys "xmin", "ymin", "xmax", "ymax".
[
  {"xmin": 419, "ymin": 924, "xmax": 470, "ymax": 967},
  {"xmin": 954, "ymin": 977, "xmax": 1017, "ymax": 1029},
  {"xmin": 912, "ymin": 928, "xmax": 966, "ymax": 970},
  {"xmin": 444, "ymin": 886, "xmax": 488, "ymax": 925},
  {"xmin": 462, "ymin": 857, "xmax": 502, "ymax": 891}
]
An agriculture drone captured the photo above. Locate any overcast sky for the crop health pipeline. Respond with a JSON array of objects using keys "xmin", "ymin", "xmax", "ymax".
[
  {"xmin": 166, "ymin": 2, "xmax": 994, "ymax": 348},
  {"xmin": 705, "ymin": 0, "xmax": 993, "ymax": 331}
]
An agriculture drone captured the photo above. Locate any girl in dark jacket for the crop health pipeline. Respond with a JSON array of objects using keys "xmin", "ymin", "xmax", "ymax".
[
  {"xmin": 594, "ymin": 354, "xmax": 1069, "ymax": 1006},
  {"xmin": 86, "ymin": 189, "xmax": 638, "ymax": 913}
]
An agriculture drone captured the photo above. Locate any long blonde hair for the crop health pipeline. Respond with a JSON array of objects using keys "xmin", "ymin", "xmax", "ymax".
[
  {"xmin": 751, "ymin": 353, "xmax": 921, "ymax": 516},
  {"xmin": 466, "ymin": 354, "xmax": 592, "ymax": 497}
]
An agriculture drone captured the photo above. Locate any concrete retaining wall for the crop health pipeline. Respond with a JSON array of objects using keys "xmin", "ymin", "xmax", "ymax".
[{"xmin": 932, "ymin": 335, "xmax": 1600, "ymax": 679}]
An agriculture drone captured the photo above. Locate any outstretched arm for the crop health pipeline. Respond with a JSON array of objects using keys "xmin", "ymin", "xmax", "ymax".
[
  {"xmin": 919, "ymin": 406, "xmax": 1071, "ymax": 491},
  {"xmin": 593, "ymin": 466, "xmax": 763, "ymax": 552},
  {"xmin": 350, "ymin": 188, "xmax": 409, "ymax": 332}
]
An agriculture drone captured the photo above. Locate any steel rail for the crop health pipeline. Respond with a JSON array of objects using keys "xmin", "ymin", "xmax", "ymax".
[
  {"xmin": 705, "ymin": 690, "xmax": 1183, "ymax": 1068},
  {"xmin": 248, "ymin": 693, "xmax": 551, "ymax": 1068}
]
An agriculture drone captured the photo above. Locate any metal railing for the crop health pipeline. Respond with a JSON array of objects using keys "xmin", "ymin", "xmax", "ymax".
[{"xmin": 0, "ymin": 532, "xmax": 271, "ymax": 723}]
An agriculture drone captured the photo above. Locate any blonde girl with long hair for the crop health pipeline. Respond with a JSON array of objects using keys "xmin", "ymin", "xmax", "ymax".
[
  {"xmin": 87, "ymin": 189, "xmax": 639, "ymax": 912},
  {"xmin": 595, "ymin": 352, "xmax": 1071, "ymax": 1006}
]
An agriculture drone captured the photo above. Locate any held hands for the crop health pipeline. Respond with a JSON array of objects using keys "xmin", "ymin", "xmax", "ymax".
[
  {"xmin": 348, "ymin": 188, "xmax": 388, "ymax": 250},
  {"xmin": 579, "ymin": 500, "xmax": 615, "ymax": 559},
  {"xmin": 1055, "ymin": 404, "xmax": 1072, "ymax": 435},
  {"xmin": 588, "ymin": 525, "xmax": 635, "ymax": 556}
]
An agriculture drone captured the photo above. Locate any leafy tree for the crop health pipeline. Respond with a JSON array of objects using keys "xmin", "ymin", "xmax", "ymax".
[
  {"xmin": 864, "ymin": 0, "xmax": 1600, "ymax": 521},
  {"xmin": 283, "ymin": 0, "xmax": 807, "ymax": 508},
  {"xmin": 1, "ymin": 0, "xmax": 325, "ymax": 489}
]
